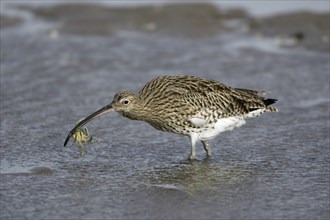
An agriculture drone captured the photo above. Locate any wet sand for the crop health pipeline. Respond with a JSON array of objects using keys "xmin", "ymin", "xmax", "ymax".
[
  {"xmin": 18, "ymin": 3, "xmax": 240, "ymax": 37},
  {"xmin": 1, "ymin": 2, "xmax": 329, "ymax": 220},
  {"xmin": 248, "ymin": 12, "xmax": 329, "ymax": 51},
  {"xmin": 0, "ymin": 14, "xmax": 22, "ymax": 29}
]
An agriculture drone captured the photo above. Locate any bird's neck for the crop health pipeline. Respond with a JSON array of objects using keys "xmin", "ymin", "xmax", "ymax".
[{"xmin": 122, "ymin": 103, "xmax": 151, "ymax": 121}]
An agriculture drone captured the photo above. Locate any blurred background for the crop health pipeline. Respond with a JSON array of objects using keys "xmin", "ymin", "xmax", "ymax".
[{"xmin": 1, "ymin": 1, "xmax": 329, "ymax": 220}]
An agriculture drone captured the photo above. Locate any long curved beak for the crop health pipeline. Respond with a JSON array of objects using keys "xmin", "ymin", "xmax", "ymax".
[{"xmin": 64, "ymin": 104, "xmax": 114, "ymax": 146}]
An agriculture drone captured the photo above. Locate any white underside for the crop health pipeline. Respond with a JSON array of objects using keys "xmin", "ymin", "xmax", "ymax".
[
  {"xmin": 187, "ymin": 109, "xmax": 266, "ymax": 159},
  {"xmin": 197, "ymin": 116, "xmax": 246, "ymax": 141},
  {"xmin": 189, "ymin": 109, "xmax": 265, "ymax": 141},
  {"xmin": 246, "ymin": 109, "xmax": 265, "ymax": 118}
]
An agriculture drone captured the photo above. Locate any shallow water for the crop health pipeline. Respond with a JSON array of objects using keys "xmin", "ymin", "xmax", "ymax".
[{"xmin": 1, "ymin": 3, "xmax": 329, "ymax": 220}]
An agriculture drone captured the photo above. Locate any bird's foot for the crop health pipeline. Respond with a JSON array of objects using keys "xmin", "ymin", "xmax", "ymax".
[
  {"xmin": 201, "ymin": 140, "xmax": 211, "ymax": 157},
  {"xmin": 188, "ymin": 154, "xmax": 196, "ymax": 160},
  {"xmin": 203, "ymin": 155, "xmax": 212, "ymax": 162}
]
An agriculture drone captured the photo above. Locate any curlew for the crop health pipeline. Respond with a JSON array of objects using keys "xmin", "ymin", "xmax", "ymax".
[{"xmin": 64, "ymin": 75, "xmax": 278, "ymax": 159}]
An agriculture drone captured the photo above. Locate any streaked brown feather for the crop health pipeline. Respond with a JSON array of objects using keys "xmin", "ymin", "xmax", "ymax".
[{"xmin": 129, "ymin": 75, "xmax": 278, "ymax": 133}]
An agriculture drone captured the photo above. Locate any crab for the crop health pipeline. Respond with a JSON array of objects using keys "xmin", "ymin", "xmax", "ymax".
[{"xmin": 70, "ymin": 120, "xmax": 93, "ymax": 157}]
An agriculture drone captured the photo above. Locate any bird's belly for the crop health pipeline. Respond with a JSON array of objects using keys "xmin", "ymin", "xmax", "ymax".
[
  {"xmin": 146, "ymin": 116, "xmax": 246, "ymax": 139},
  {"xmin": 197, "ymin": 116, "xmax": 246, "ymax": 140}
]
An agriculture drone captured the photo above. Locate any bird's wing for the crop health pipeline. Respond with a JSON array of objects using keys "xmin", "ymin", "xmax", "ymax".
[
  {"xmin": 180, "ymin": 91, "xmax": 248, "ymax": 117},
  {"xmin": 138, "ymin": 75, "xmax": 277, "ymax": 116},
  {"xmin": 174, "ymin": 86, "xmax": 276, "ymax": 117}
]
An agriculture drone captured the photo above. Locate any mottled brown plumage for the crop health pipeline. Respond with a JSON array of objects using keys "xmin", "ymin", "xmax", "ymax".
[{"xmin": 64, "ymin": 75, "xmax": 278, "ymax": 159}]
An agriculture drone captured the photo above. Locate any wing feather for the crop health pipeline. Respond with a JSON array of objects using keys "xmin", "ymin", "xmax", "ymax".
[{"xmin": 138, "ymin": 75, "xmax": 278, "ymax": 117}]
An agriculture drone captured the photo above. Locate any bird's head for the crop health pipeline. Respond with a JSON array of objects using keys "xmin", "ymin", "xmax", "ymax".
[
  {"xmin": 64, "ymin": 91, "xmax": 139, "ymax": 146},
  {"xmin": 111, "ymin": 91, "xmax": 139, "ymax": 116}
]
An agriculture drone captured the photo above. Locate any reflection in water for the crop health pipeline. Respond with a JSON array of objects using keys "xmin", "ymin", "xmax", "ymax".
[{"xmin": 140, "ymin": 160, "xmax": 258, "ymax": 195}]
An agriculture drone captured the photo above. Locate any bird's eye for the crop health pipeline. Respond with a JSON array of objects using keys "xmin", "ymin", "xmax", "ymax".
[{"xmin": 121, "ymin": 99, "xmax": 130, "ymax": 105}]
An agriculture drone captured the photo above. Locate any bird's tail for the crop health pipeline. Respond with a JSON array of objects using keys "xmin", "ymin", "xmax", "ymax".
[
  {"xmin": 234, "ymin": 88, "xmax": 279, "ymax": 112},
  {"xmin": 263, "ymin": 98, "xmax": 279, "ymax": 112}
]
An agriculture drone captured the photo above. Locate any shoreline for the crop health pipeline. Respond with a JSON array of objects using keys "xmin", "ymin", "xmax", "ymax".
[{"xmin": 1, "ymin": 3, "xmax": 329, "ymax": 52}]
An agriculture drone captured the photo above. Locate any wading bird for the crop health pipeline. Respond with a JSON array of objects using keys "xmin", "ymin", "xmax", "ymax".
[{"xmin": 64, "ymin": 75, "xmax": 278, "ymax": 159}]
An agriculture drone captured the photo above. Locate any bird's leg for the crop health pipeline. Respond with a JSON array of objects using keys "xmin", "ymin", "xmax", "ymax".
[
  {"xmin": 201, "ymin": 140, "xmax": 211, "ymax": 157},
  {"xmin": 188, "ymin": 134, "xmax": 198, "ymax": 160}
]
